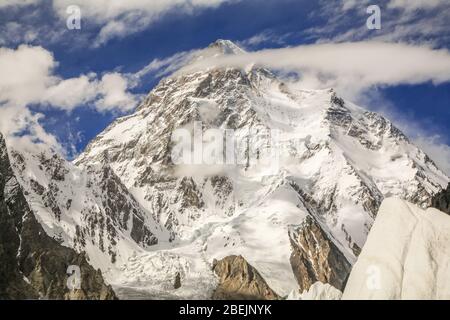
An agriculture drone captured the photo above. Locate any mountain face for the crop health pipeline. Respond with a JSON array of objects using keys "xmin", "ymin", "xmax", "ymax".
[
  {"xmin": 5, "ymin": 40, "xmax": 449, "ymax": 299},
  {"xmin": 0, "ymin": 134, "xmax": 115, "ymax": 299}
]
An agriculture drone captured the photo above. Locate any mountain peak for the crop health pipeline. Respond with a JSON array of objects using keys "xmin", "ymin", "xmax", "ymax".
[{"xmin": 208, "ymin": 39, "xmax": 246, "ymax": 55}]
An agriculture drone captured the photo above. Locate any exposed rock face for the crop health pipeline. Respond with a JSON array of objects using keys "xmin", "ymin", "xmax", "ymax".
[
  {"xmin": 288, "ymin": 216, "xmax": 351, "ymax": 292},
  {"xmin": 0, "ymin": 134, "xmax": 116, "ymax": 300},
  {"xmin": 431, "ymin": 183, "xmax": 450, "ymax": 215},
  {"xmin": 212, "ymin": 255, "xmax": 279, "ymax": 300}
]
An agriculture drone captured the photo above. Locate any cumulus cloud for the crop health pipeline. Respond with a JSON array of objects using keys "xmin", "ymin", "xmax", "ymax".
[
  {"xmin": 0, "ymin": 45, "xmax": 56, "ymax": 106},
  {"xmin": 0, "ymin": 45, "xmax": 138, "ymax": 112},
  {"xmin": 387, "ymin": 0, "xmax": 445, "ymax": 11},
  {"xmin": 134, "ymin": 50, "xmax": 196, "ymax": 80},
  {"xmin": 238, "ymin": 30, "xmax": 289, "ymax": 49},
  {"xmin": 0, "ymin": 45, "xmax": 139, "ymax": 154},
  {"xmin": 94, "ymin": 73, "xmax": 138, "ymax": 112},
  {"xmin": 51, "ymin": 0, "xmax": 236, "ymax": 46},
  {"xmin": 0, "ymin": 104, "xmax": 63, "ymax": 154},
  {"xmin": 41, "ymin": 74, "xmax": 98, "ymax": 109}
]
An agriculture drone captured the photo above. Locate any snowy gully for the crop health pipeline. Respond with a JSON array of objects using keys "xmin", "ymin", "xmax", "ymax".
[{"xmin": 179, "ymin": 304, "xmax": 272, "ymax": 318}]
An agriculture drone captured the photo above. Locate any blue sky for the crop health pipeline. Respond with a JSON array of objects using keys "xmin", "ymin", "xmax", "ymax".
[{"xmin": 0, "ymin": 0, "xmax": 450, "ymax": 172}]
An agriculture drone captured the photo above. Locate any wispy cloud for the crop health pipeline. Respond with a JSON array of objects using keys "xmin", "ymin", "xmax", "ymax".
[
  {"xmin": 238, "ymin": 30, "xmax": 291, "ymax": 49},
  {"xmin": 0, "ymin": 45, "xmax": 138, "ymax": 112},
  {"xmin": 305, "ymin": 0, "xmax": 450, "ymax": 47},
  {"xmin": 51, "ymin": 0, "xmax": 238, "ymax": 47},
  {"xmin": 177, "ymin": 41, "xmax": 450, "ymax": 100},
  {"xmin": 0, "ymin": 0, "xmax": 40, "ymax": 9},
  {"xmin": 0, "ymin": 45, "xmax": 141, "ymax": 155}
]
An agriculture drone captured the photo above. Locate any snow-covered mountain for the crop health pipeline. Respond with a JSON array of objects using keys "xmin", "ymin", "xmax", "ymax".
[{"xmin": 5, "ymin": 40, "xmax": 449, "ymax": 299}]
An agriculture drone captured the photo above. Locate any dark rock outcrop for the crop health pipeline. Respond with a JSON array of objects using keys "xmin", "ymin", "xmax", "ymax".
[
  {"xmin": 0, "ymin": 134, "xmax": 116, "ymax": 300},
  {"xmin": 212, "ymin": 255, "xmax": 279, "ymax": 300},
  {"xmin": 288, "ymin": 216, "xmax": 351, "ymax": 292},
  {"xmin": 431, "ymin": 183, "xmax": 450, "ymax": 215}
]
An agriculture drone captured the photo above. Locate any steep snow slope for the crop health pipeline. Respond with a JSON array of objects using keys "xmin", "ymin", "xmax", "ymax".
[
  {"xmin": 343, "ymin": 198, "xmax": 450, "ymax": 300},
  {"xmin": 7, "ymin": 40, "xmax": 448, "ymax": 298}
]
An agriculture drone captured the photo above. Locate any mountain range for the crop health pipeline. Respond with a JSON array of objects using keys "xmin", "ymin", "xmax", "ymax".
[{"xmin": 0, "ymin": 40, "xmax": 448, "ymax": 299}]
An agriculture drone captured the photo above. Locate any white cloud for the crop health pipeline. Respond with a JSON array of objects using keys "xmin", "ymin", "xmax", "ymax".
[
  {"xmin": 95, "ymin": 73, "xmax": 138, "ymax": 112},
  {"xmin": 41, "ymin": 74, "xmax": 98, "ymax": 109},
  {"xmin": 238, "ymin": 30, "xmax": 288, "ymax": 48},
  {"xmin": 0, "ymin": 45, "xmax": 140, "ymax": 155},
  {"xmin": 0, "ymin": 45, "xmax": 138, "ymax": 112},
  {"xmin": 388, "ymin": 0, "xmax": 445, "ymax": 11},
  {"xmin": 178, "ymin": 41, "xmax": 450, "ymax": 99},
  {"xmin": 307, "ymin": 0, "xmax": 450, "ymax": 46},
  {"xmin": 135, "ymin": 50, "xmax": 196, "ymax": 80},
  {"xmin": 0, "ymin": 104, "xmax": 63, "ymax": 155},
  {"xmin": 0, "ymin": 45, "xmax": 56, "ymax": 106},
  {"xmin": 0, "ymin": 0, "xmax": 40, "ymax": 8},
  {"xmin": 52, "ymin": 0, "xmax": 235, "ymax": 46}
]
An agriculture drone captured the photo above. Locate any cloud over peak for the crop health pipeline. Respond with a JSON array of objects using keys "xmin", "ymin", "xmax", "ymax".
[{"xmin": 178, "ymin": 41, "xmax": 450, "ymax": 99}]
